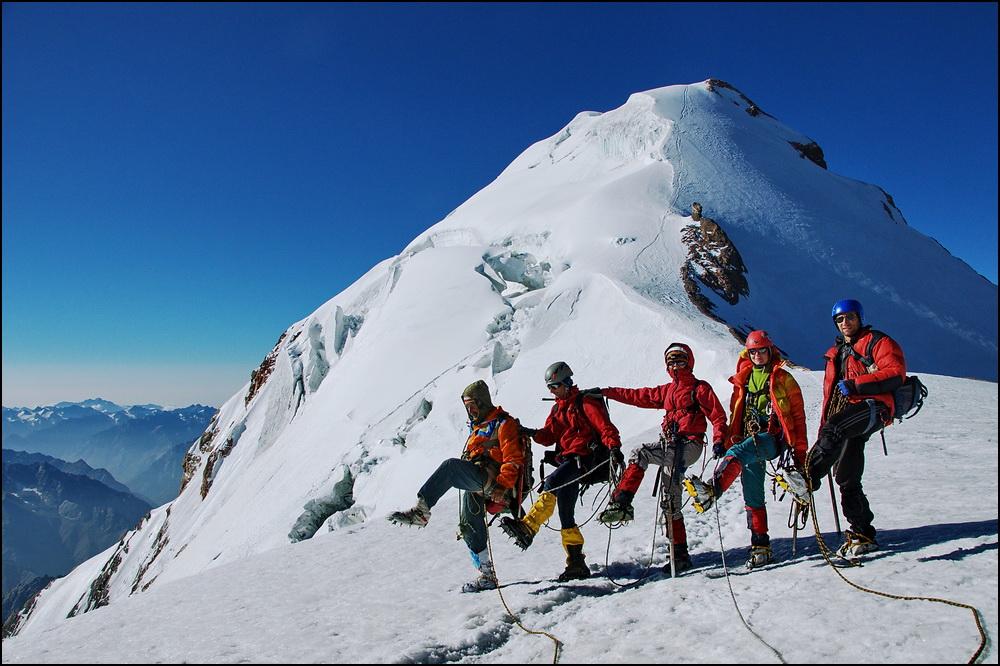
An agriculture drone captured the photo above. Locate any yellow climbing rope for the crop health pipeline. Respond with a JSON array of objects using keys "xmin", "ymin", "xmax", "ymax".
[
  {"xmin": 805, "ymin": 487, "xmax": 988, "ymax": 663},
  {"xmin": 484, "ymin": 522, "xmax": 563, "ymax": 664}
]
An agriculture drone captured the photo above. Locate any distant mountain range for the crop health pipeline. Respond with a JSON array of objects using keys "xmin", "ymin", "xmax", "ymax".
[
  {"xmin": 2, "ymin": 399, "xmax": 216, "ymax": 628},
  {"xmin": 3, "ymin": 399, "xmax": 216, "ymax": 505},
  {"xmin": 2, "ymin": 450, "xmax": 153, "ymax": 624}
]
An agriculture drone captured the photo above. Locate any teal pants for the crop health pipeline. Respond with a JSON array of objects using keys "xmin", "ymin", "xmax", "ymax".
[{"xmin": 717, "ymin": 433, "xmax": 778, "ymax": 509}]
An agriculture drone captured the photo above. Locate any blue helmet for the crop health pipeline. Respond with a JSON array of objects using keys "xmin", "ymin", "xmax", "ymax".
[{"xmin": 832, "ymin": 299, "xmax": 864, "ymax": 325}]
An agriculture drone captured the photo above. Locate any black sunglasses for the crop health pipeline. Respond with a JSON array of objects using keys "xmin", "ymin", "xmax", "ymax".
[{"xmin": 834, "ymin": 313, "xmax": 859, "ymax": 324}]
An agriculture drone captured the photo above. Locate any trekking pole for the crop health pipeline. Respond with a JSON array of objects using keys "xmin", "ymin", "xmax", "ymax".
[
  {"xmin": 828, "ymin": 472, "xmax": 842, "ymax": 536},
  {"xmin": 666, "ymin": 435, "xmax": 687, "ymax": 579},
  {"xmin": 663, "ymin": 472, "xmax": 677, "ymax": 580}
]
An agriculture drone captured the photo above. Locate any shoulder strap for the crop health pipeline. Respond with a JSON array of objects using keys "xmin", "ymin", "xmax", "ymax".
[
  {"xmin": 573, "ymin": 393, "xmax": 612, "ymax": 450},
  {"xmin": 689, "ymin": 380, "xmax": 707, "ymax": 412},
  {"xmin": 849, "ymin": 330, "xmax": 886, "ymax": 370},
  {"xmin": 480, "ymin": 414, "xmax": 508, "ymax": 449}
]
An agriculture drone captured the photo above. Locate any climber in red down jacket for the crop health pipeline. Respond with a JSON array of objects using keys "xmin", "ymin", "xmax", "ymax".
[{"xmin": 597, "ymin": 342, "xmax": 727, "ymax": 572}]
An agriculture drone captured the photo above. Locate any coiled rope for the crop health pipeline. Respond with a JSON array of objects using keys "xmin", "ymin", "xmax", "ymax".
[{"xmin": 804, "ymin": 483, "xmax": 988, "ymax": 664}]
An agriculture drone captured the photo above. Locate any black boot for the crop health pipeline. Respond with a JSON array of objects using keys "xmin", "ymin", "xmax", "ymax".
[
  {"xmin": 746, "ymin": 532, "xmax": 773, "ymax": 569},
  {"xmin": 499, "ymin": 516, "xmax": 535, "ymax": 550},
  {"xmin": 598, "ymin": 490, "xmax": 635, "ymax": 524},
  {"xmin": 662, "ymin": 543, "xmax": 692, "ymax": 574},
  {"xmin": 557, "ymin": 544, "xmax": 591, "ymax": 582}
]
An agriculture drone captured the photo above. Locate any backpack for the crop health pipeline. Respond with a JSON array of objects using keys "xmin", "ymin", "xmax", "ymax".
[
  {"xmin": 477, "ymin": 413, "xmax": 534, "ymax": 516},
  {"xmin": 569, "ymin": 390, "xmax": 616, "ymax": 493},
  {"xmin": 889, "ymin": 375, "xmax": 928, "ymax": 423},
  {"xmin": 847, "ymin": 330, "xmax": 928, "ymax": 422}
]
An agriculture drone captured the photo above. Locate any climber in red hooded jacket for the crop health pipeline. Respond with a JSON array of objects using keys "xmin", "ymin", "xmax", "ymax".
[{"xmin": 596, "ymin": 342, "xmax": 727, "ymax": 573}]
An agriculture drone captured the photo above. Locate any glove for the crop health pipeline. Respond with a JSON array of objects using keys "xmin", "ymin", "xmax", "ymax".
[
  {"xmin": 611, "ymin": 447, "xmax": 625, "ymax": 472},
  {"xmin": 712, "ymin": 442, "xmax": 727, "ymax": 459},
  {"xmin": 581, "ymin": 387, "xmax": 605, "ymax": 397},
  {"xmin": 519, "ymin": 426, "xmax": 538, "ymax": 438},
  {"xmin": 838, "ymin": 380, "xmax": 855, "ymax": 396}
]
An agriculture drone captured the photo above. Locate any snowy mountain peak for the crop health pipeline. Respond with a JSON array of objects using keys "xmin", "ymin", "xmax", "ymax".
[{"xmin": 6, "ymin": 79, "xmax": 995, "ymax": 640}]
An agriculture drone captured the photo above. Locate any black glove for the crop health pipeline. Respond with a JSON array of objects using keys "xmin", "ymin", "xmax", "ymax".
[
  {"xmin": 580, "ymin": 387, "xmax": 605, "ymax": 398},
  {"xmin": 713, "ymin": 442, "xmax": 727, "ymax": 459},
  {"xmin": 519, "ymin": 426, "xmax": 538, "ymax": 438},
  {"xmin": 611, "ymin": 447, "xmax": 625, "ymax": 471}
]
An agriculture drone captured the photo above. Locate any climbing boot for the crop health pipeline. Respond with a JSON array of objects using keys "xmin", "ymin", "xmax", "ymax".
[
  {"xmin": 387, "ymin": 496, "xmax": 431, "ymax": 527},
  {"xmin": 775, "ymin": 468, "xmax": 811, "ymax": 504},
  {"xmin": 683, "ymin": 476, "xmax": 716, "ymax": 513},
  {"xmin": 745, "ymin": 533, "xmax": 773, "ymax": 570},
  {"xmin": 461, "ymin": 550, "xmax": 498, "ymax": 593},
  {"xmin": 598, "ymin": 490, "xmax": 635, "ymax": 524},
  {"xmin": 499, "ymin": 516, "xmax": 536, "ymax": 550},
  {"xmin": 745, "ymin": 545, "xmax": 774, "ymax": 569},
  {"xmin": 557, "ymin": 544, "xmax": 591, "ymax": 582},
  {"xmin": 838, "ymin": 530, "xmax": 879, "ymax": 558},
  {"xmin": 662, "ymin": 543, "xmax": 693, "ymax": 575}
]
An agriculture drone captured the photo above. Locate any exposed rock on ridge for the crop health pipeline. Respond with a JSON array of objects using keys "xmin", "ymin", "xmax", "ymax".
[{"xmin": 681, "ymin": 202, "xmax": 750, "ymax": 323}]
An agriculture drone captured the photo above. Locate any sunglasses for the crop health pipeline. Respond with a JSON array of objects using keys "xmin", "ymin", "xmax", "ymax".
[
  {"xmin": 834, "ymin": 313, "xmax": 859, "ymax": 324},
  {"xmin": 748, "ymin": 348, "xmax": 770, "ymax": 356},
  {"xmin": 547, "ymin": 382, "xmax": 563, "ymax": 390},
  {"xmin": 666, "ymin": 360, "xmax": 687, "ymax": 367}
]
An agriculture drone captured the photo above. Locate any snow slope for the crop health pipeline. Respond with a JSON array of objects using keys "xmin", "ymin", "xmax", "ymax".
[
  {"xmin": 4, "ymin": 80, "xmax": 996, "ymax": 659},
  {"xmin": 2, "ymin": 373, "xmax": 996, "ymax": 663}
]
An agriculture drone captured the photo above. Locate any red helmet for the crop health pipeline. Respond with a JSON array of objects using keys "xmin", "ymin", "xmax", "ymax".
[{"xmin": 745, "ymin": 330, "xmax": 774, "ymax": 350}]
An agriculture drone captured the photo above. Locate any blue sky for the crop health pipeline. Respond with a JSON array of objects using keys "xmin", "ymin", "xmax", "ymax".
[{"xmin": 2, "ymin": 2, "xmax": 997, "ymax": 409}]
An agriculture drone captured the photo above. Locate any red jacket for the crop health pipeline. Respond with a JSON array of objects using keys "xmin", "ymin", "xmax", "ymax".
[
  {"xmin": 726, "ymin": 349, "xmax": 808, "ymax": 465},
  {"xmin": 822, "ymin": 327, "xmax": 907, "ymax": 424},
  {"xmin": 533, "ymin": 386, "xmax": 622, "ymax": 459},
  {"xmin": 603, "ymin": 343, "xmax": 727, "ymax": 444}
]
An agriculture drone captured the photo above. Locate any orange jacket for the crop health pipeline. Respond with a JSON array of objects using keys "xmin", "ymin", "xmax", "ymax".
[
  {"xmin": 726, "ymin": 350, "xmax": 808, "ymax": 465},
  {"xmin": 822, "ymin": 327, "xmax": 907, "ymax": 424},
  {"xmin": 463, "ymin": 407, "xmax": 525, "ymax": 489}
]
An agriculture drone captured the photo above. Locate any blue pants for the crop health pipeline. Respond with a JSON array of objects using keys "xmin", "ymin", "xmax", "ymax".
[
  {"xmin": 418, "ymin": 458, "xmax": 489, "ymax": 554},
  {"xmin": 718, "ymin": 433, "xmax": 779, "ymax": 509},
  {"xmin": 542, "ymin": 456, "xmax": 594, "ymax": 530}
]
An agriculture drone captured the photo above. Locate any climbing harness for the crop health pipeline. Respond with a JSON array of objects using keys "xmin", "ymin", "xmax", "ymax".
[{"xmin": 529, "ymin": 456, "xmax": 616, "ymax": 533}]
